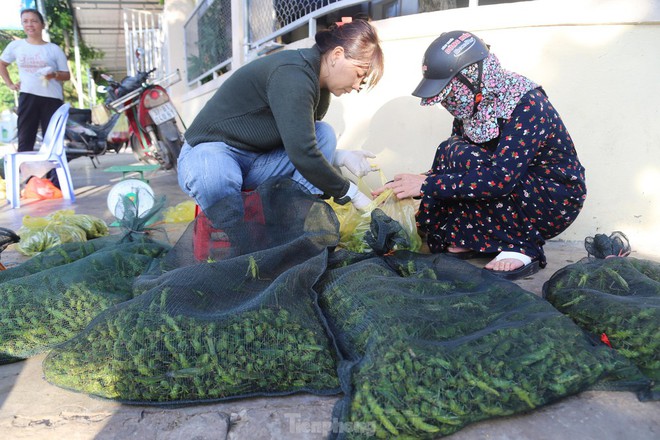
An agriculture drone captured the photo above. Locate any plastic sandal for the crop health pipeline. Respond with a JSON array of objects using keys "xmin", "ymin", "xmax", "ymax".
[{"xmin": 485, "ymin": 251, "xmax": 541, "ymax": 280}]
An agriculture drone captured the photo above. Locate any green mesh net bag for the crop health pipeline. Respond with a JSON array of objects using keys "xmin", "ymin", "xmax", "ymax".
[
  {"xmin": 28, "ymin": 179, "xmax": 652, "ymax": 437},
  {"xmin": 543, "ymin": 233, "xmax": 660, "ymax": 401},
  {"xmin": 42, "ymin": 178, "xmax": 342, "ymax": 403},
  {"xmin": 315, "ymin": 252, "xmax": 648, "ymax": 439},
  {"xmin": 0, "ymin": 194, "xmax": 172, "ymax": 364},
  {"xmin": 0, "ymin": 234, "xmax": 170, "ymax": 364}
]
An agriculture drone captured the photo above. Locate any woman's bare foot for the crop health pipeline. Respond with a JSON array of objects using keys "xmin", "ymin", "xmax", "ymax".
[
  {"xmin": 484, "ymin": 257, "xmax": 524, "ymax": 272},
  {"xmin": 484, "ymin": 252, "xmax": 530, "ymax": 272},
  {"xmin": 484, "ymin": 252, "xmax": 540, "ymax": 280}
]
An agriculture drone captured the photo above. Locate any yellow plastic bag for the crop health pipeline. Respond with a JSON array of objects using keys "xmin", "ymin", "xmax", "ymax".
[
  {"xmin": 327, "ymin": 173, "xmax": 422, "ymax": 253},
  {"xmin": 162, "ymin": 200, "xmax": 197, "ymax": 223},
  {"xmin": 325, "ymin": 198, "xmax": 369, "ymax": 253},
  {"xmin": 17, "ymin": 223, "xmax": 88, "ymax": 256},
  {"xmin": 17, "ymin": 210, "xmax": 109, "ymax": 255},
  {"xmin": 376, "ymin": 190, "xmax": 423, "ymax": 252}
]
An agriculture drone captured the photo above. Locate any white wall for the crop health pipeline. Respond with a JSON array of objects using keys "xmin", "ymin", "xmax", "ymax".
[
  {"xmin": 162, "ymin": 0, "xmax": 195, "ymax": 122},
  {"xmin": 168, "ymin": 0, "xmax": 660, "ymax": 257}
]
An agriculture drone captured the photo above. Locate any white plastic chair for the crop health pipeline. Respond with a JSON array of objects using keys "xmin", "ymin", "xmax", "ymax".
[{"xmin": 4, "ymin": 103, "xmax": 75, "ymax": 208}]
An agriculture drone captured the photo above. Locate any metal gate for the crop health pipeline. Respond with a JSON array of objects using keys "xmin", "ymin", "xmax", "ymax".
[{"xmin": 123, "ymin": 8, "xmax": 166, "ymax": 78}]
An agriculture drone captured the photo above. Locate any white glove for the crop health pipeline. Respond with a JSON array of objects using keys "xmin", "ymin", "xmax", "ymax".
[
  {"xmin": 345, "ymin": 181, "xmax": 372, "ymax": 211},
  {"xmin": 333, "ymin": 149, "xmax": 378, "ymax": 178}
]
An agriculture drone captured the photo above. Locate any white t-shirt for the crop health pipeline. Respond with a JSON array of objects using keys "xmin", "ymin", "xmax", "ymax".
[{"xmin": 1, "ymin": 39, "xmax": 68, "ymax": 100}]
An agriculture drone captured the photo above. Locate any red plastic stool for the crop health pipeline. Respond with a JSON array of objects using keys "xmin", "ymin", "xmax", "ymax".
[
  {"xmin": 192, "ymin": 205, "xmax": 230, "ymax": 261},
  {"xmin": 192, "ymin": 192, "xmax": 265, "ymax": 261}
]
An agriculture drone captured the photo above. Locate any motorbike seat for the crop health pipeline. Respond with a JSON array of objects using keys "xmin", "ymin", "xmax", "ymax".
[{"xmin": 68, "ymin": 108, "xmax": 92, "ymax": 125}]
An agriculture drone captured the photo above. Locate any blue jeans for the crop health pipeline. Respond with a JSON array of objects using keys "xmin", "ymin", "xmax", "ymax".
[{"xmin": 177, "ymin": 121, "xmax": 337, "ymax": 213}]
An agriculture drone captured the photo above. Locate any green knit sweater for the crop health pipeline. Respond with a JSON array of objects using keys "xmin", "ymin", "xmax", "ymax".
[{"xmin": 184, "ymin": 46, "xmax": 350, "ymax": 199}]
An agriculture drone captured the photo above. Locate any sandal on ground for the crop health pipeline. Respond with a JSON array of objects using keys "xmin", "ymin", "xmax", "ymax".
[{"xmin": 485, "ymin": 251, "xmax": 541, "ymax": 280}]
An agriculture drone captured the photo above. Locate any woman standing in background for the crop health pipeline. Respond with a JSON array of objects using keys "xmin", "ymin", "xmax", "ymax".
[{"xmin": 0, "ymin": 8, "xmax": 70, "ymax": 153}]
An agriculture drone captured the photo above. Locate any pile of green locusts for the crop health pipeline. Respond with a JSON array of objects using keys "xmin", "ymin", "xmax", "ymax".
[{"xmin": 544, "ymin": 256, "xmax": 660, "ymax": 401}]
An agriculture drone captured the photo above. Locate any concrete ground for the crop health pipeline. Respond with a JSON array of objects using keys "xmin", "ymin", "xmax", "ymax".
[{"xmin": 0, "ymin": 149, "xmax": 658, "ymax": 440}]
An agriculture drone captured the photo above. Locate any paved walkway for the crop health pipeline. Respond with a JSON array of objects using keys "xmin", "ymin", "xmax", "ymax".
[{"xmin": 0, "ymin": 150, "xmax": 658, "ymax": 439}]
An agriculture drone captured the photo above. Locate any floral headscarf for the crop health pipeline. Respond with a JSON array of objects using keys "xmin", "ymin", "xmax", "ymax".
[{"xmin": 421, "ymin": 53, "xmax": 539, "ymax": 143}]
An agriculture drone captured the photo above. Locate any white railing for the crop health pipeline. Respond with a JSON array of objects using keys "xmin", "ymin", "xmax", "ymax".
[
  {"xmin": 183, "ymin": 0, "xmax": 528, "ymax": 87},
  {"xmin": 123, "ymin": 8, "xmax": 166, "ymax": 79}
]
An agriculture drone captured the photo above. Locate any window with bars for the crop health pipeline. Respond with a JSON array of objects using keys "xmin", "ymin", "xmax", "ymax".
[
  {"xmin": 183, "ymin": 0, "xmax": 533, "ymax": 86},
  {"xmin": 184, "ymin": 0, "xmax": 233, "ymax": 84}
]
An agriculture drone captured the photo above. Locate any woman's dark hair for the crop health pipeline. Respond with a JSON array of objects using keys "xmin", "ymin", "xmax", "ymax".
[
  {"xmin": 315, "ymin": 18, "xmax": 384, "ymax": 90},
  {"xmin": 21, "ymin": 8, "xmax": 45, "ymax": 25}
]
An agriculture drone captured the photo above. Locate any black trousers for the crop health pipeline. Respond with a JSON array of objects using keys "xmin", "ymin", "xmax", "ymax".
[{"xmin": 17, "ymin": 92, "xmax": 63, "ymax": 152}]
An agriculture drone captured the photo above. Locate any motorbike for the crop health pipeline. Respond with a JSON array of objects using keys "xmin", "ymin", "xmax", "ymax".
[
  {"xmin": 102, "ymin": 57, "xmax": 184, "ymax": 171},
  {"xmin": 64, "ymin": 108, "xmax": 127, "ymax": 165}
]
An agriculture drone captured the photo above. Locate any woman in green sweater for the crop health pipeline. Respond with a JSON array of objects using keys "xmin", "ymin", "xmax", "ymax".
[{"xmin": 178, "ymin": 18, "xmax": 384, "ymax": 222}]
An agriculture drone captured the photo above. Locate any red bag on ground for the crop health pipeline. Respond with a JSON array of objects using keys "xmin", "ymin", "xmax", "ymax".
[{"xmin": 22, "ymin": 177, "xmax": 63, "ymax": 200}]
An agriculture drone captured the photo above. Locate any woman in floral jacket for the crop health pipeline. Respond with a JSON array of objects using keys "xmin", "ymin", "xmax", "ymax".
[{"xmin": 374, "ymin": 30, "xmax": 586, "ymax": 280}]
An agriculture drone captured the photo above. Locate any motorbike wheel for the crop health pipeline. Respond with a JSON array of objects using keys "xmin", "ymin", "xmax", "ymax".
[
  {"xmin": 129, "ymin": 133, "xmax": 160, "ymax": 166},
  {"xmin": 158, "ymin": 138, "xmax": 182, "ymax": 171},
  {"xmin": 157, "ymin": 121, "xmax": 183, "ymax": 171}
]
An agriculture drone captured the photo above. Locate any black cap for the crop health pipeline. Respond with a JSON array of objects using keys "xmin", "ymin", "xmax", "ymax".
[{"xmin": 412, "ymin": 30, "xmax": 489, "ymax": 98}]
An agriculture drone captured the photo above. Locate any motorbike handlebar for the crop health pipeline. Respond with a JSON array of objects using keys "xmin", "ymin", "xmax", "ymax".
[{"xmin": 105, "ymin": 69, "xmax": 181, "ymax": 112}]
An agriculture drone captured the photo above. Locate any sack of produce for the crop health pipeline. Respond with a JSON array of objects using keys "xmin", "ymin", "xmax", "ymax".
[
  {"xmin": 315, "ymin": 252, "xmax": 648, "ymax": 439},
  {"xmin": 43, "ymin": 178, "xmax": 342, "ymax": 403},
  {"xmin": 326, "ymin": 178, "xmax": 422, "ymax": 254},
  {"xmin": 0, "ymin": 235, "xmax": 170, "ymax": 364},
  {"xmin": 543, "ymin": 255, "xmax": 660, "ymax": 401},
  {"xmin": 16, "ymin": 210, "xmax": 109, "ymax": 256}
]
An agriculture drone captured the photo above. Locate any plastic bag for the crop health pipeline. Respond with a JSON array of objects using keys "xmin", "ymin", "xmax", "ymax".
[
  {"xmin": 36, "ymin": 66, "xmax": 54, "ymax": 87},
  {"xmin": 22, "ymin": 177, "xmax": 62, "ymax": 200},
  {"xmin": 16, "ymin": 210, "xmax": 109, "ymax": 255},
  {"xmin": 162, "ymin": 200, "xmax": 197, "ymax": 223},
  {"xmin": 375, "ymin": 190, "xmax": 422, "ymax": 251},
  {"xmin": 109, "ymin": 113, "xmax": 129, "ymax": 143},
  {"xmin": 91, "ymin": 104, "xmax": 110, "ymax": 125},
  {"xmin": 326, "ymin": 173, "xmax": 422, "ymax": 253},
  {"xmin": 17, "ymin": 223, "xmax": 88, "ymax": 255},
  {"xmin": 47, "ymin": 210, "xmax": 109, "ymax": 239}
]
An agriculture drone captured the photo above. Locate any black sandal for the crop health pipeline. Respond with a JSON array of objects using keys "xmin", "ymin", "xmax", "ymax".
[{"xmin": 486, "ymin": 256, "xmax": 541, "ymax": 280}]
